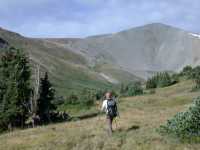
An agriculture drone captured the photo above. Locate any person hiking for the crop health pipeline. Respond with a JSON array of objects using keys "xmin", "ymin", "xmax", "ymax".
[{"xmin": 101, "ymin": 92, "xmax": 119, "ymax": 135}]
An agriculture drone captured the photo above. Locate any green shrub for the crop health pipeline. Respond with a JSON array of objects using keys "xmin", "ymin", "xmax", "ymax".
[
  {"xmin": 180, "ymin": 65, "xmax": 193, "ymax": 79},
  {"xmin": 65, "ymin": 92, "xmax": 79, "ymax": 105},
  {"xmin": 128, "ymin": 82, "xmax": 143, "ymax": 96},
  {"xmin": 171, "ymin": 73, "xmax": 180, "ymax": 84},
  {"xmin": 179, "ymin": 65, "xmax": 200, "ymax": 90},
  {"xmin": 120, "ymin": 82, "xmax": 143, "ymax": 97},
  {"xmin": 159, "ymin": 96, "xmax": 200, "ymax": 139},
  {"xmin": 63, "ymin": 88, "xmax": 98, "ymax": 108},
  {"xmin": 79, "ymin": 89, "xmax": 96, "ymax": 106}
]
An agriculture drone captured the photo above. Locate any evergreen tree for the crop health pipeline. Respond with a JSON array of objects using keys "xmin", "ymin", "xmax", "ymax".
[
  {"xmin": 120, "ymin": 82, "xmax": 143, "ymax": 96},
  {"xmin": 146, "ymin": 72, "xmax": 173, "ymax": 89},
  {"xmin": 157, "ymin": 72, "xmax": 172, "ymax": 87},
  {"xmin": 191, "ymin": 66, "xmax": 200, "ymax": 89},
  {"xmin": 0, "ymin": 48, "xmax": 31, "ymax": 130},
  {"xmin": 37, "ymin": 72, "xmax": 56, "ymax": 123},
  {"xmin": 181, "ymin": 65, "xmax": 193, "ymax": 78},
  {"xmin": 146, "ymin": 77, "xmax": 157, "ymax": 89},
  {"xmin": 127, "ymin": 82, "xmax": 143, "ymax": 96}
]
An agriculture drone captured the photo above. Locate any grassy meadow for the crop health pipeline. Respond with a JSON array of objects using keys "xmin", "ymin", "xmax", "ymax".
[{"xmin": 1, "ymin": 80, "xmax": 200, "ymax": 150}]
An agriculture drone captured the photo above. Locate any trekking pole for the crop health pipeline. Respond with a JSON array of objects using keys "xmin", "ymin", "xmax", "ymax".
[
  {"xmin": 114, "ymin": 118, "xmax": 118, "ymax": 129},
  {"xmin": 96, "ymin": 100, "xmax": 102, "ymax": 122}
]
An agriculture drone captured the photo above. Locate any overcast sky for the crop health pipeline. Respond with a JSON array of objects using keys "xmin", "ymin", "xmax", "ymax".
[{"xmin": 0, "ymin": 0, "xmax": 199, "ymax": 38}]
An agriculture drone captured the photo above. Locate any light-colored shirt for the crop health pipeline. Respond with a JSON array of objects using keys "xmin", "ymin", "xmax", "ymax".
[
  {"xmin": 101, "ymin": 99, "xmax": 119, "ymax": 115},
  {"xmin": 101, "ymin": 99, "xmax": 109, "ymax": 113}
]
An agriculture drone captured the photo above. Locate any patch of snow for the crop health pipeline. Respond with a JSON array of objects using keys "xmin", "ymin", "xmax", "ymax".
[
  {"xmin": 189, "ymin": 33, "xmax": 200, "ymax": 39},
  {"xmin": 99, "ymin": 73, "xmax": 119, "ymax": 84}
]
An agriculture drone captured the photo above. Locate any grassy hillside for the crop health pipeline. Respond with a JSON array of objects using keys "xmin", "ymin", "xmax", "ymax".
[
  {"xmin": 0, "ymin": 28, "xmax": 142, "ymax": 96},
  {"xmin": 1, "ymin": 80, "xmax": 200, "ymax": 150},
  {"xmin": 93, "ymin": 63, "xmax": 144, "ymax": 84}
]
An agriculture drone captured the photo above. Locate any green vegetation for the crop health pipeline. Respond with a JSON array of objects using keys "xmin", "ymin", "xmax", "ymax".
[
  {"xmin": 37, "ymin": 72, "xmax": 56, "ymax": 123},
  {"xmin": 191, "ymin": 66, "xmax": 200, "ymax": 89},
  {"xmin": 146, "ymin": 72, "xmax": 174, "ymax": 89},
  {"xmin": 120, "ymin": 82, "xmax": 143, "ymax": 97},
  {"xmin": 0, "ymin": 30, "xmax": 142, "ymax": 97},
  {"xmin": 159, "ymin": 96, "xmax": 200, "ymax": 140},
  {"xmin": 157, "ymin": 65, "xmax": 200, "ymax": 140},
  {"xmin": 179, "ymin": 65, "xmax": 200, "ymax": 90},
  {"xmin": 0, "ymin": 47, "xmax": 61, "ymax": 132},
  {"xmin": 180, "ymin": 65, "xmax": 193, "ymax": 79},
  {"xmin": 1, "ymin": 46, "xmax": 200, "ymax": 149},
  {"xmin": 57, "ymin": 88, "xmax": 107, "ymax": 115},
  {"xmin": 0, "ymin": 47, "xmax": 31, "ymax": 132},
  {"xmin": 1, "ymin": 80, "xmax": 200, "ymax": 150}
]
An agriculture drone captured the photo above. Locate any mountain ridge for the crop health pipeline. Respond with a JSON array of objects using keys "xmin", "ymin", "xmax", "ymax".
[
  {"xmin": 69, "ymin": 23, "xmax": 200, "ymax": 76},
  {"xmin": 0, "ymin": 26, "xmax": 142, "ymax": 95},
  {"xmin": 1, "ymin": 23, "xmax": 200, "ymax": 92}
]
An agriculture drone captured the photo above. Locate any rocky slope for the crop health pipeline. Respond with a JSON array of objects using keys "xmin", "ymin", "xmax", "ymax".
[{"xmin": 68, "ymin": 23, "xmax": 200, "ymax": 78}]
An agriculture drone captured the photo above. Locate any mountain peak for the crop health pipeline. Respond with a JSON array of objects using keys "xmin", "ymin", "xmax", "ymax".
[
  {"xmin": 146, "ymin": 22, "xmax": 169, "ymax": 26},
  {"xmin": 141, "ymin": 23, "xmax": 184, "ymax": 32}
]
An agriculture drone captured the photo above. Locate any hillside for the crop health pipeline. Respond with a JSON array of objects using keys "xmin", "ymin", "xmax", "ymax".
[
  {"xmin": 1, "ymin": 80, "xmax": 200, "ymax": 150},
  {"xmin": 70, "ymin": 23, "xmax": 200, "ymax": 78},
  {"xmin": 0, "ymin": 27, "xmax": 142, "ymax": 96},
  {"xmin": 1, "ymin": 23, "xmax": 200, "ymax": 94}
]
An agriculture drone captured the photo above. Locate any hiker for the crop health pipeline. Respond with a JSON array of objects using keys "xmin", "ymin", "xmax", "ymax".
[{"xmin": 101, "ymin": 92, "xmax": 119, "ymax": 135}]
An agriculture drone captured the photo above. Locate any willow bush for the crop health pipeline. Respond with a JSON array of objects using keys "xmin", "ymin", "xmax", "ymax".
[{"xmin": 159, "ymin": 96, "xmax": 200, "ymax": 139}]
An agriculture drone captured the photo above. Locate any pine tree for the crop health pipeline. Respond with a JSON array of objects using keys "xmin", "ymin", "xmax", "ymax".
[
  {"xmin": 181, "ymin": 65, "xmax": 193, "ymax": 78},
  {"xmin": 0, "ymin": 48, "xmax": 31, "ymax": 130},
  {"xmin": 146, "ymin": 77, "xmax": 157, "ymax": 89},
  {"xmin": 37, "ymin": 72, "xmax": 56, "ymax": 123},
  {"xmin": 191, "ymin": 66, "xmax": 200, "ymax": 89},
  {"xmin": 157, "ymin": 72, "xmax": 172, "ymax": 87},
  {"xmin": 146, "ymin": 72, "xmax": 172, "ymax": 89}
]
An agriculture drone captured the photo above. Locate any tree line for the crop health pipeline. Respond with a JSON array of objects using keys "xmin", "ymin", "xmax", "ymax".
[{"xmin": 0, "ymin": 47, "xmax": 56, "ymax": 132}]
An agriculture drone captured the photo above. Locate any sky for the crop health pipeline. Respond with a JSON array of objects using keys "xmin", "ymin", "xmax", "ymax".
[{"xmin": 0, "ymin": 0, "xmax": 199, "ymax": 38}]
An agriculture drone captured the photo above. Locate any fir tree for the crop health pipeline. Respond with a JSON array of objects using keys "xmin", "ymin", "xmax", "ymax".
[
  {"xmin": 146, "ymin": 72, "xmax": 173, "ymax": 89},
  {"xmin": 0, "ymin": 48, "xmax": 31, "ymax": 130},
  {"xmin": 37, "ymin": 72, "xmax": 56, "ymax": 123},
  {"xmin": 191, "ymin": 66, "xmax": 200, "ymax": 89},
  {"xmin": 181, "ymin": 65, "xmax": 193, "ymax": 78}
]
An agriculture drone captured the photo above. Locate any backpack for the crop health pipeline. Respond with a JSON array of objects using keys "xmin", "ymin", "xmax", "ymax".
[{"xmin": 107, "ymin": 99, "xmax": 117, "ymax": 118}]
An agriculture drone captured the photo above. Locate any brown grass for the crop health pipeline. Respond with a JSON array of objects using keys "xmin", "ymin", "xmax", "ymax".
[{"xmin": 1, "ymin": 80, "xmax": 200, "ymax": 150}]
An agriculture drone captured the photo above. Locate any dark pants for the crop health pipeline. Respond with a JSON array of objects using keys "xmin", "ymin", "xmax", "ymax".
[{"xmin": 107, "ymin": 115, "xmax": 114, "ymax": 135}]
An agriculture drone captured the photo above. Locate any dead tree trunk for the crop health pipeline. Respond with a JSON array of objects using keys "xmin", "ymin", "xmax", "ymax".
[{"xmin": 28, "ymin": 64, "xmax": 40, "ymax": 128}]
